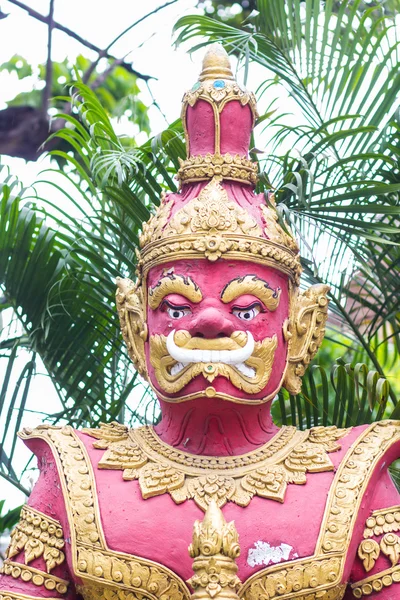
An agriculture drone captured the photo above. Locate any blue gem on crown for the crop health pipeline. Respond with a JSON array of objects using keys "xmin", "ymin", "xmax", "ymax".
[{"xmin": 213, "ymin": 80, "xmax": 226, "ymax": 89}]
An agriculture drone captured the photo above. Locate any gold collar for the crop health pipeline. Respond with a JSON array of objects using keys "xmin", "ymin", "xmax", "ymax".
[{"xmin": 83, "ymin": 423, "xmax": 349, "ymax": 511}]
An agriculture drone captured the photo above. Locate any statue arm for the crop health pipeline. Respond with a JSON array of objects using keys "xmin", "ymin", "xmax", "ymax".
[
  {"xmin": 0, "ymin": 438, "xmax": 77, "ymax": 600},
  {"xmin": 345, "ymin": 465, "xmax": 400, "ymax": 599}
]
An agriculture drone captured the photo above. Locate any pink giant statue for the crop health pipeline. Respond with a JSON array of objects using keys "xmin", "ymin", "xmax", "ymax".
[{"xmin": 1, "ymin": 45, "xmax": 400, "ymax": 600}]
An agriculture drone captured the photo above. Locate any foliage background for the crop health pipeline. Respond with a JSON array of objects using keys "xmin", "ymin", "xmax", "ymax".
[{"xmin": 0, "ymin": 0, "xmax": 399, "ymax": 542}]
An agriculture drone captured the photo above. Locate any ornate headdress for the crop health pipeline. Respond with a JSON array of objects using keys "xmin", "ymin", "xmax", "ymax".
[
  {"xmin": 117, "ymin": 45, "xmax": 329, "ymax": 399},
  {"xmin": 137, "ymin": 44, "xmax": 302, "ymax": 285}
]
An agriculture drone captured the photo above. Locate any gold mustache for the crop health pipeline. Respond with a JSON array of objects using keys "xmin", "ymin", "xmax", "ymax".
[
  {"xmin": 174, "ymin": 330, "xmax": 248, "ymax": 350},
  {"xmin": 150, "ymin": 331, "xmax": 277, "ymax": 395}
]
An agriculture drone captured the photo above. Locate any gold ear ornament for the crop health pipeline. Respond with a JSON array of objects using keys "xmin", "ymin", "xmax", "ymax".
[
  {"xmin": 116, "ymin": 277, "xmax": 148, "ymax": 379},
  {"xmin": 283, "ymin": 284, "xmax": 330, "ymax": 395}
]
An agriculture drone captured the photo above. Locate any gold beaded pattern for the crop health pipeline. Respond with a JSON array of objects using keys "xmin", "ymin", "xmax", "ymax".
[{"xmin": 1, "ymin": 561, "xmax": 68, "ymax": 594}]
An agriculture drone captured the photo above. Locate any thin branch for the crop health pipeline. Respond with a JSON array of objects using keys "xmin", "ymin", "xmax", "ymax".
[
  {"xmin": 82, "ymin": 1, "xmax": 177, "ymax": 84},
  {"xmin": 7, "ymin": 0, "xmax": 154, "ymax": 81},
  {"xmin": 41, "ymin": 0, "xmax": 55, "ymax": 115},
  {"xmin": 107, "ymin": 0, "xmax": 178, "ymax": 53},
  {"xmin": 0, "ymin": 470, "xmax": 29, "ymax": 496}
]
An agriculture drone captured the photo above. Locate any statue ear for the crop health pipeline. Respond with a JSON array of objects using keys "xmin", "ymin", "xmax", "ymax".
[
  {"xmin": 282, "ymin": 284, "xmax": 330, "ymax": 395},
  {"xmin": 116, "ymin": 277, "xmax": 148, "ymax": 379}
]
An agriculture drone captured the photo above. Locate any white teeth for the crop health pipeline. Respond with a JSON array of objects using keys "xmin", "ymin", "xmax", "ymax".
[
  {"xmin": 170, "ymin": 362, "xmax": 185, "ymax": 376},
  {"xmin": 235, "ymin": 363, "xmax": 256, "ymax": 378},
  {"xmin": 166, "ymin": 330, "xmax": 255, "ymax": 366},
  {"xmin": 170, "ymin": 361, "xmax": 256, "ymax": 378}
]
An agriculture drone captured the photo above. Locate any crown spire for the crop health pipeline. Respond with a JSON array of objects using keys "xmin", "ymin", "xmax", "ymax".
[{"xmin": 198, "ymin": 43, "xmax": 235, "ymax": 82}]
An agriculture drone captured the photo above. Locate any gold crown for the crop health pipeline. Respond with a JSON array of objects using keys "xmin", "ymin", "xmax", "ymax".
[{"xmin": 138, "ymin": 177, "xmax": 301, "ymax": 284}]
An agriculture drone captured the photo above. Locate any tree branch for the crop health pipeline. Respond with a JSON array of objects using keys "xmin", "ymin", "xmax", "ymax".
[
  {"xmin": 82, "ymin": 1, "xmax": 178, "ymax": 84},
  {"xmin": 41, "ymin": 0, "xmax": 55, "ymax": 115},
  {"xmin": 7, "ymin": 0, "xmax": 154, "ymax": 81}
]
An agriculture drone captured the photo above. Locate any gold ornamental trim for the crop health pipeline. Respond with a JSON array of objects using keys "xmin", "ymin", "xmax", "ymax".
[
  {"xmin": 363, "ymin": 505, "xmax": 400, "ymax": 538},
  {"xmin": 0, "ymin": 592, "xmax": 59, "ymax": 600},
  {"xmin": 18, "ymin": 425, "xmax": 191, "ymax": 600},
  {"xmin": 0, "ymin": 560, "xmax": 68, "ymax": 594},
  {"xmin": 351, "ymin": 565, "xmax": 400, "ymax": 597},
  {"xmin": 141, "ymin": 234, "xmax": 301, "ymax": 282},
  {"xmin": 176, "ymin": 153, "xmax": 258, "ymax": 186},
  {"xmin": 83, "ymin": 422, "xmax": 348, "ymax": 512},
  {"xmin": 6, "ymin": 504, "xmax": 65, "ymax": 573}
]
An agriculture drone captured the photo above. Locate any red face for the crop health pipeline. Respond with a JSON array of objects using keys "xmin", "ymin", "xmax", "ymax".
[{"xmin": 145, "ymin": 259, "xmax": 290, "ymax": 403}]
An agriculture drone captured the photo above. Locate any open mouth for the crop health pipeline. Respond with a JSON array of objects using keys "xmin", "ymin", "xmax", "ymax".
[
  {"xmin": 166, "ymin": 329, "xmax": 256, "ymax": 378},
  {"xmin": 150, "ymin": 329, "xmax": 277, "ymax": 395},
  {"xmin": 169, "ymin": 361, "xmax": 256, "ymax": 378}
]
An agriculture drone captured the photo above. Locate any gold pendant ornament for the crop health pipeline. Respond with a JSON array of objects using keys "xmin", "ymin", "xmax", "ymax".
[
  {"xmin": 188, "ymin": 500, "xmax": 241, "ymax": 600},
  {"xmin": 83, "ymin": 422, "xmax": 349, "ymax": 512}
]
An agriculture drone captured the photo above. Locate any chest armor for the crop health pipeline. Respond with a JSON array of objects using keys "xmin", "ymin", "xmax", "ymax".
[{"xmin": 18, "ymin": 421, "xmax": 400, "ymax": 600}]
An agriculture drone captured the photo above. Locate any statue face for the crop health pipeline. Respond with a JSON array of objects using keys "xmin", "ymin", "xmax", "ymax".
[{"xmin": 145, "ymin": 259, "xmax": 290, "ymax": 404}]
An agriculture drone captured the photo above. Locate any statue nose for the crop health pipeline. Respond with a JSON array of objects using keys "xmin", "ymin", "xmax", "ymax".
[{"xmin": 190, "ymin": 307, "xmax": 235, "ymax": 339}]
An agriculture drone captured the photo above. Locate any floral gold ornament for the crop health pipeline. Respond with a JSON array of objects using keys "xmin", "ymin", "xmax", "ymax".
[
  {"xmin": 163, "ymin": 177, "xmax": 261, "ymax": 240},
  {"xmin": 136, "ymin": 176, "xmax": 302, "ymax": 283},
  {"xmin": 380, "ymin": 533, "xmax": 400, "ymax": 567},
  {"xmin": 82, "ymin": 422, "xmax": 348, "ymax": 511},
  {"xmin": 357, "ymin": 539, "xmax": 381, "ymax": 572},
  {"xmin": 188, "ymin": 500, "xmax": 241, "ymax": 600},
  {"xmin": 176, "ymin": 153, "xmax": 258, "ymax": 186},
  {"xmin": 220, "ymin": 275, "xmax": 281, "ymax": 310},
  {"xmin": 116, "ymin": 277, "xmax": 147, "ymax": 377},
  {"xmin": 6, "ymin": 505, "xmax": 65, "ymax": 573}
]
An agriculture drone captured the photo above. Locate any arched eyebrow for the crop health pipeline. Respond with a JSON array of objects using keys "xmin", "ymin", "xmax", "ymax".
[
  {"xmin": 220, "ymin": 275, "xmax": 281, "ymax": 311},
  {"xmin": 148, "ymin": 274, "xmax": 202, "ymax": 309}
]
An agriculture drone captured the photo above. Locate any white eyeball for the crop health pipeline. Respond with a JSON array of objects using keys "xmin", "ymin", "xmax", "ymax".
[
  {"xmin": 232, "ymin": 306, "xmax": 260, "ymax": 321},
  {"xmin": 166, "ymin": 307, "xmax": 191, "ymax": 319}
]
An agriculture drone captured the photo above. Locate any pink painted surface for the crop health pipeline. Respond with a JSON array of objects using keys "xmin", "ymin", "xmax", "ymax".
[
  {"xmin": 186, "ymin": 100, "xmax": 215, "ymax": 156},
  {"xmin": 186, "ymin": 99, "xmax": 252, "ymax": 157},
  {"xmin": 145, "ymin": 259, "xmax": 290, "ymax": 405},
  {"xmin": 219, "ymin": 101, "xmax": 252, "ymax": 156},
  {"xmin": 155, "ymin": 398, "xmax": 279, "ymax": 455}
]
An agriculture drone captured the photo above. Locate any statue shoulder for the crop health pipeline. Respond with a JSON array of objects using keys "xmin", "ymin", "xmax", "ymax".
[{"xmin": 344, "ymin": 422, "xmax": 400, "ymax": 598}]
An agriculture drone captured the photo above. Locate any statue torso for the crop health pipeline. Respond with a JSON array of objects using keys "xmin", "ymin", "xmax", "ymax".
[{"xmin": 12, "ymin": 420, "xmax": 400, "ymax": 600}]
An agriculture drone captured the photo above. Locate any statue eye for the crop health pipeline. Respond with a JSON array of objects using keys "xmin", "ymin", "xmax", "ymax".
[
  {"xmin": 232, "ymin": 305, "xmax": 261, "ymax": 321},
  {"xmin": 166, "ymin": 306, "xmax": 191, "ymax": 319}
]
